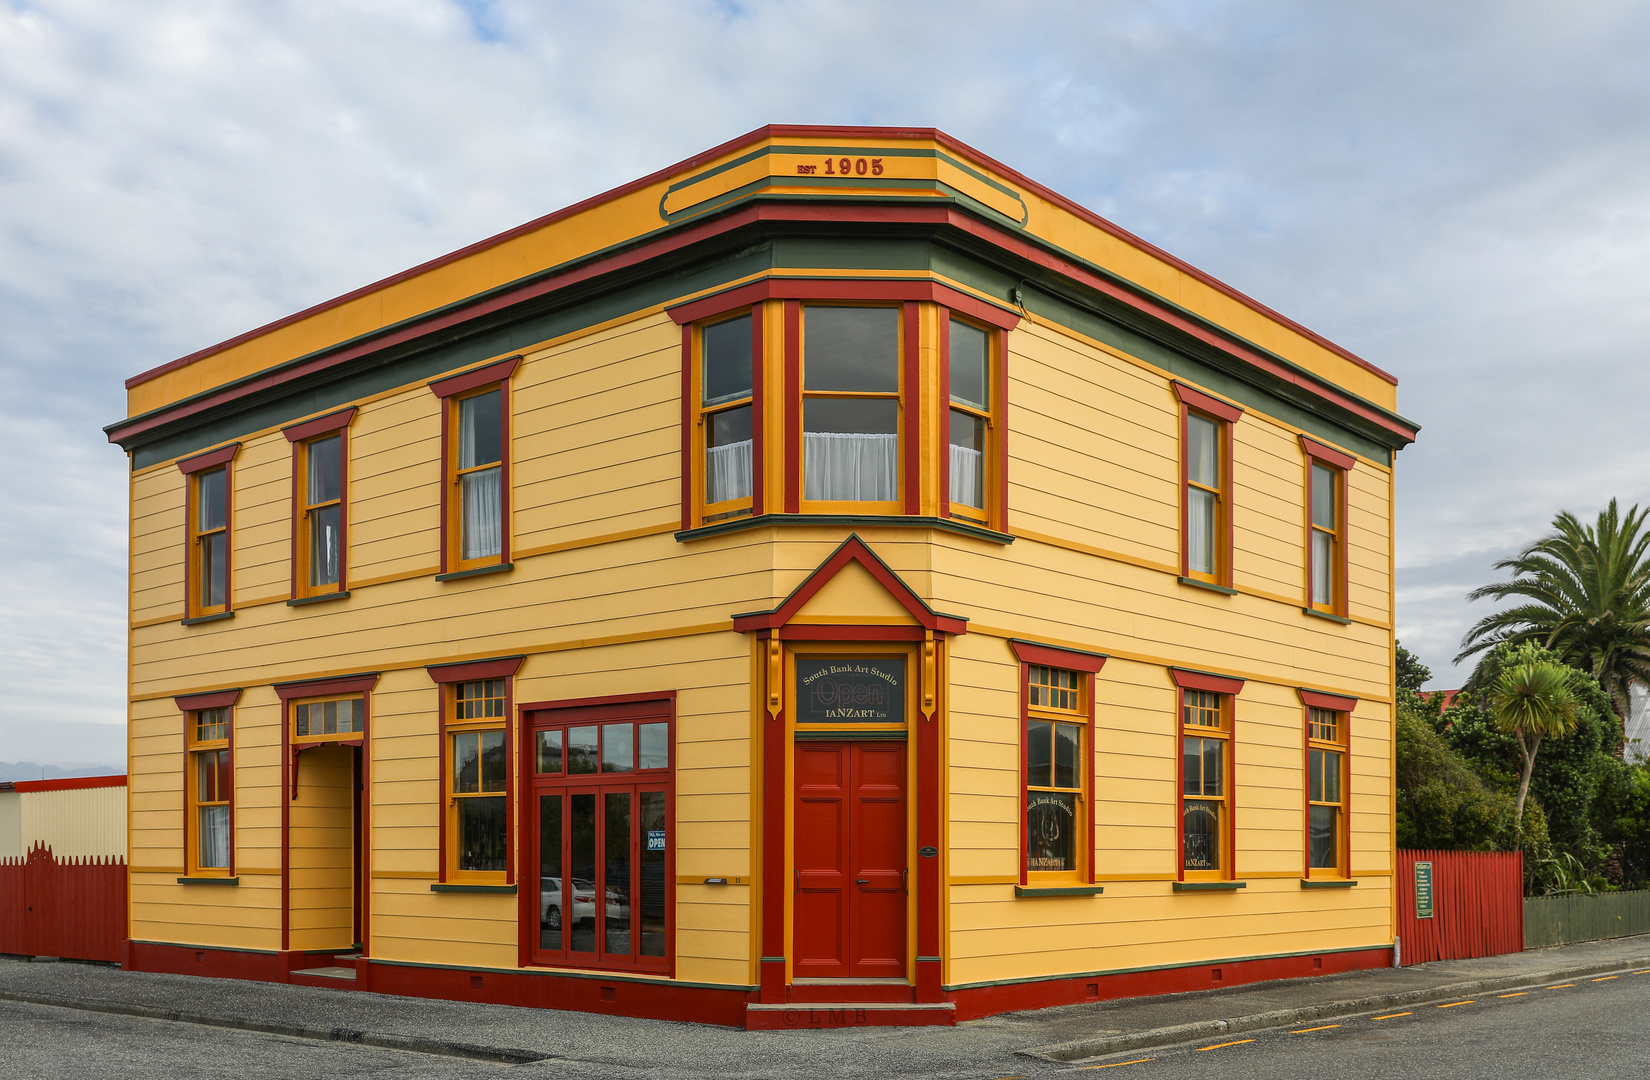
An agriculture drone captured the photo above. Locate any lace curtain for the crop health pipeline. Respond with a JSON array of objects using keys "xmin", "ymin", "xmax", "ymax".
[
  {"xmin": 949, "ymin": 443, "xmax": 983, "ymax": 508},
  {"xmin": 198, "ymin": 806, "xmax": 230, "ymax": 869},
  {"xmin": 804, "ymin": 432, "xmax": 898, "ymax": 502},
  {"xmin": 705, "ymin": 439, "xmax": 752, "ymax": 504},
  {"xmin": 1312, "ymin": 531, "xmax": 1334, "ymax": 604},
  {"xmin": 462, "ymin": 466, "xmax": 502, "ymax": 560},
  {"xmin": 1187, "ymin": 487, "xmax": 1216, "ymax": 574}
]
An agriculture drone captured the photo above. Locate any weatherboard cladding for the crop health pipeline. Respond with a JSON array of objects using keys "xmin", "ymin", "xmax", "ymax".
[{"xmin": 110, "ymin": 217, "xmax": 1408, "ymax": 471}]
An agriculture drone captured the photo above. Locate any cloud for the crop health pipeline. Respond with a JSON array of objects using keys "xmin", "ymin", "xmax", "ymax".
[{"xmin": 3, "ymin": 1, "xmax": 1649, "ymax": 768}]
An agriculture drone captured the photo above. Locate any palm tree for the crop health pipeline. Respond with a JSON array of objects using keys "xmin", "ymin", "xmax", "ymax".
[
  {"xmin": 1457, "ymin": 499, "xmax": 1650, "ymax": 739},
  {"xmin": 1488, "ymin": 645, "xmax": 1579, "ymax": 832}
]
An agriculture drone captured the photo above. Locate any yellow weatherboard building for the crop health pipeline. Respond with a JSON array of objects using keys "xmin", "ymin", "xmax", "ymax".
[{"xmin": 107, "ymin": 126, "xmax": 1417, "ymax": 1028}]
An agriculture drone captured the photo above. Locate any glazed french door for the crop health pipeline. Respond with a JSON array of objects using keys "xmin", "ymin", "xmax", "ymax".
[{"xmin": 793, "ymin": 740, "xmax": 907, "ymax": 979}]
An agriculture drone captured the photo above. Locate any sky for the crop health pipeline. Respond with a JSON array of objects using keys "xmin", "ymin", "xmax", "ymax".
[{"xmin": 3, "ymin": 0, "xmax": 1649, "ymax": 770}]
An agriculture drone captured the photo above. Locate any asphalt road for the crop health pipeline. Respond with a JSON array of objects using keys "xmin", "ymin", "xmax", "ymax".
[{"xmin": 2, "ymin": 967, "xmax": 1647, "ymax": 1079}]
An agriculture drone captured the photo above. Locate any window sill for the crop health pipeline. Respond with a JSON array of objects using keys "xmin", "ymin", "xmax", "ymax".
[
  {"xmin": 1172, "ymin": 880, "xmax": 1246, "ymax": 891},
  {"xmin": 677, "ymin": 513, "xmax": 1013, "ymax": 545},
  {"xmin": 1178, "ymin": 576, "xmax": 1237, "ymax": 596},
  {"xmin": 287, "ymin": 591, "xmax": 350, "ymax": 607},
  {"xmin": 1302, "ymin": 607, "xmax": 1352, "ymax": 625},
  {"xmin": 181, "ymin": 612, "xmax": 234, "ymax": 626},
  {"xmin": 1015, "ymin": 885, "xmax": 1104, "ymax": 898},
  {"xmin": 430, "ymin": 883, "xmax": 517, "ymax": 894},
  {"xmin": 1301, "ymin": 878, "xmax": 1358, "ymax": 888},
  {"xmin": 177, "ymin": 876, "xmax": 239, "ymax": 885},
  {"xmin": 435, "ymin": 562, "xmax": 513, "ymax": 583}
]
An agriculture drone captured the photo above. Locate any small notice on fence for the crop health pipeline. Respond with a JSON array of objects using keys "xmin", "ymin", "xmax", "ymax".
[{"xmin": 1414, "ymin": 860, "xmax": 1434, "ymax": 919}]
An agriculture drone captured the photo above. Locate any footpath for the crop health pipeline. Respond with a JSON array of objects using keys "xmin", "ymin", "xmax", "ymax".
[{"xmin": 2, "ymin": 935, "xmax": 1648, "ymax": 1078}]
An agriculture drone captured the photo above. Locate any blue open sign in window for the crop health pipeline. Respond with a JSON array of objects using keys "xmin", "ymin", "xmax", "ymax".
[{"xmin": 647, "ymin": 830, "xmax": 666, "ymax": 851}]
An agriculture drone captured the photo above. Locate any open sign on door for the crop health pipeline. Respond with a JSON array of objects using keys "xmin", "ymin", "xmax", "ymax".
[{"xmin": 647, "ymin": 830, "xmax": 666, "ymax": 851}]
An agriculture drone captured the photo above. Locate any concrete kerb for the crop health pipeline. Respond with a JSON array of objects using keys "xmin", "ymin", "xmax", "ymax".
[
  {"xmin": 1020, "ymin": 954, "xmax": 1650, "ymax": 1062},
  {"xmin": 0, "ymin": 988, "xmax": 551, "ymax": 1066}
]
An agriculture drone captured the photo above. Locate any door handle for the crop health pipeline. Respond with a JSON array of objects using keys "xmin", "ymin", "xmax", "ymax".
[{"xmin": 856, "ymin": 879, "xmax": 870, "ymax": 885}]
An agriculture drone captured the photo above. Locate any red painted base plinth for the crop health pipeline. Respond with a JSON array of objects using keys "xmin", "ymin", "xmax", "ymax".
[{"xmin": 746, "ymin": 1003, "xmax": 956, "ymax": 1029}]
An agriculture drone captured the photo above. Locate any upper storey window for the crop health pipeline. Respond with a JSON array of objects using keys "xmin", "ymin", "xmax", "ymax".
[
  {"xmin": 802, "ymin": 306, "xmax": 902, "ymax": 509},
  {"xmin": 1173, "ymin": 384, "xmax": 1241, "ymax": 588},
  {"xmin": 301, "ymin": 434, "xmax": 343, "ymax": 591},
  {"xmin": 947, "ymin": 318, "xmax": 992, "ymax": 520},
  {"xmin": 177, "ymin": 443, "xmax": 239, "ymax": 621},
  {"xmin": 1300, "ymin": 436, "xmax": 1355, "ymax": 617},
  {"xmin": 699, "ymin": 312, "xmax": 755, "ymax": 518},
  {"xmin": 429, "ymin": 356, "xmax": 518, "ymax": 576}
]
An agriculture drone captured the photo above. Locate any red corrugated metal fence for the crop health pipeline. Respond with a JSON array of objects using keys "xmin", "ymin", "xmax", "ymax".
[
  {"xmin": 0, "ymin": 842, "xmax": 126, "ymax": 962},
  {"xmin": 1396, "ymin": 848, "xmax": 1523, "ymax": 965}
]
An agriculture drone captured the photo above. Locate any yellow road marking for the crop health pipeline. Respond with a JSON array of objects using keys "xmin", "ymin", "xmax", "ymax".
[
  {"xmin": 1436, "ymin": 1001, "xmax": 1475, "ymax": 1008},
  {"xmin": 1635, "ymin": 969, "xmax": 1650, "ymax": 974},
  {"xmin": 1082, "ymin": 1060, "xmax": 1155, "ymax": 1070},
  {"xmin": 1291, "ymin": 1024, "xmax": 1341, "ymax": 1033},
  {"xmin": 1592, "ymin": 976, "xmax": 1619, "ymax": 982},
  {"xmin": 1547, "ymin": 984, "xmax": 1576, "ymax": 989},
  {"xmin": 1195, "ymin": 1039, "xmax": 1255, "ymax": 1051},
  {"xmin": 1372, "ymin": 1011, "xmax": 1412, "ymax": 1019},
  {"xmin": 1497, "ymin": 992, "xmax": 1528, "ymax": 998}
]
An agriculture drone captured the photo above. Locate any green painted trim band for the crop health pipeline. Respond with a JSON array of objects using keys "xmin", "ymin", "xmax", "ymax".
[
  {"xmin": 942, "ymin": 941, "xmax": 1389, "ymax": 992},
  {"xmin": 1301, "ymin": 879, "xmax": 1359, "ymax": 888},
  {"xmin": 434, "ymin": 563, "xmax": 513, "ymax": 583},
  {"xmin": 180, "ymin": 612, "xmax": 234, "ymax": 626},
  {"xmin": 678, "ymin": 513, "xmax": 1012, "ymax": 546},
  {"xmin": 429, "ymin": 883, "xmax": 517, "ymax": 894},
  {"xmin": 1179, "ymin": 577, "xmax": 1238, "ymax": 596},
  {"xmin": 760, "ymin": 956, "xmax": 787, "ymax": 963},
  {"xmin": 1172, "ymin": 881, "xmax": 1247, "ymax": 891},
  {"xmin": 1015, "ymin": 886, "xmax": 1105, "ymax": 897},
  {"xmin": 177, "ymin": 876, "xmax": 239, "ymax": 885},
  {"xmin": 916, "ymin": 956, "xmax": 943, "ymax": 962},
  {"xmin": 794, "ymin": 729, "xmax": 907, "ymax": 741},
  {"xmin": 1302, "ymin": 607, "xmax": 1353, "ymax": 625},
  {"xmin": 287, "ymin": 591, "xmax": 350, "ymax": 607}
]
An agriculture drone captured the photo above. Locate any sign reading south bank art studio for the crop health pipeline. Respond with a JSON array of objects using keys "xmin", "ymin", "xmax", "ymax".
[{"xmin": 795, "ymin": 658, "xmax": 905, "ymax": 724}]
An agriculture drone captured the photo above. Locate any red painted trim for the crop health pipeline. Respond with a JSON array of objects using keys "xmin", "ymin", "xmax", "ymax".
[
  {"xmin": 1177, "ymin": 395, "xmax": 1190, "ymax": 580},
  {"xmin": 281, "ymin": 407, "xmax": 357, "ymax": 442},
  {"xmin": 12, "ymin": 774, "xmax": 126, "ymax": 793},
  {"xmin": 994, "ymin": 325, "xmax": 1008, "ymax": 532},
  {"xmin": 1221, "ymin": 414, "xmax": 1234, "ymax": 588},
  {"xmin": 1173, "ymin": 382, "xmax": 1243, "ymax": 423},
  {"xmin": 937, "ymin": 313, "xmax": 952, "ymax": 521},
  {"xmin": 1018, "ymin": 661, "xmax": 1030, "ymax": 887},
  {"xmin": 360, "ymin": 695, "xmax": 374, "ymax": 952},
  {"xmin": 1169, "ymin": 668, "xmax": 1246, "ymax": 695},
  {"xmin": 438, "ymin": 394, "xmax": 453, "ymax": 574},
  {"xmin": 783, "ymin": 301, "xmax": 801, "ymax": 515},
  {"xmin": 176, "ymin": 443, "xmax": 240, "ymax": 475},
  {"xmin": 752, "ymin": 303, "xmax": 767, "ymax": 518},
  {"xmin": 901, "ymin": 302, "xmax": 921, "ymax": 516},
  {"xmin": 174, "ymin": 688, "xmax": 243, "ymax": 712},
  {"xmin": 427, "ymin": 655, "xmax": 527, "ymax": 683},
  {"xmin": 274, "ymin": 673, "xmax": 381, "ymax": 701},
  {"xmin": 517, "ymin": 689, "xmax": 678, "ymax": 714},
  {"xmin": 760, "ymin": 643, "xmax": 787, "ymax": 1003},
  {"xmin": 915, "ymin": 639, "xmax": 942, "ymax": 1001},
  {"xmin": 280, "ymin": 698, "xmax": 290, "ymax": 949},
  {"xmin": 731, "ymin": 535, "xmax": 967, "ymax": 635},
  {"xmin": 679, "ymin": 324, "xmax": 693, "ymax": 529},
  {"xmin": 1299, "ymin": 689, "xmax": 1359, "ymax": 712},
  {"xmin": 1299, "ymin": 435, "xmax": 1357, "ymax": 471},
  {"xmin": 1085, "ymin": 670, "xmax": 1098, "ymax": 885},
  {"xmin": 499, "ymin": 379, "xmax": 514, "ymax": 567},
  {"xmin": 111, "ymin": 202, "xmax": 1412, "ymax": 451},
  {"xmin": 427, "ymin": 356, "xmax": 522, "ymax": 399},
  {"xmin": 1009, "ymin": 640, "xmax": 1109, "ymax": 673},
  {"xmin": 667, "ymin": 278, "xmax": 1020, "ymax": 331}
]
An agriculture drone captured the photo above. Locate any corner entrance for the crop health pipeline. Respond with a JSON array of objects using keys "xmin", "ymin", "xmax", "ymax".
[{"xmin": 793, "ymin": 739, "xmax": 907, "ymax": 980}]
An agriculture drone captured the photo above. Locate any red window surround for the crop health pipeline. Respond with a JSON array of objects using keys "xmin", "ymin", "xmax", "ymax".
[
  {"xmin": 426, "ymin": 655, "xmax": 525, "ymax": 884},
  {"xmin": 1170, "ymin": 667, "xmax": 1246, "ymax": 882},
  {"xmin": 283, "ymin": 407, "xmax": 356, "ymax": 599},
  {"xmin": 1173, "ymin": 382, "xmax": 1242, "ymax": 586},
  {"xmin": 1012, "ymin": 640, "xmax": 1108, "ymax": 886},
  {"xmin": 174, "ymin": 687, "xmax": 244, "ymax": 879},
  {"xmin": 428, "ymin": 356, "xmax": 520, "ymax": 573},
  {"xmin": 177, "ymin": 443, "xmax": 241, "ymax": 620}
]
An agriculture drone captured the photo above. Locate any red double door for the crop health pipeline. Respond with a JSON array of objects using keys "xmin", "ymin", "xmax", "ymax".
[{"xmin": 793, "ymin": 740, "xmax": 907, "ymax": 979}]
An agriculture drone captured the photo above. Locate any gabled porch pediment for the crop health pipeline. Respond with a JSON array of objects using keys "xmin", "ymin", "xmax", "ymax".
[{"xmin": 731, "ymin": 535, "xmax": 967, "ymax": 639}]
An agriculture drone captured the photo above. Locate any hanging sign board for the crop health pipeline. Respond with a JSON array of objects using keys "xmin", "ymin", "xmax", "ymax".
[
  {"xmin": 795, "ymin": 658, "xmax": 905, "ymax": 724},
  {"xmin": 1414, "ymin": 861, "xmax": 1434, "ymax": 919}
]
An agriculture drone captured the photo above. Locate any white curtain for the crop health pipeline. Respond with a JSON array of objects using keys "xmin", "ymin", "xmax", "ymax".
[
  {"xmin": 198, "ymin": 806, "xmax": 230, "ymax": 869},
  {"xmin": 804, "ymin": 432, "xmax": 898, "ymax": 502},
  {"xmin": 1187, "ymin": 487, "xmax": 1216, "ymax": 574},
  {"xmin": 949, "ymin": 443, "xmax": 983, "ymax": 508},
  {"xmin": 462, "ymin": 466, "xmax": 502, "ymax": 560},
  {"xmin": 1312, "ymin": 531, "xmax": 1334, "ymax": 605},
  {"xmin": 705, "ymin": 439, "xmax": 752, "ymax": 504}
]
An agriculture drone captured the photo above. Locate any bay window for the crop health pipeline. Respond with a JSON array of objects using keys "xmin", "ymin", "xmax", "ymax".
[
  {"xmin": 698, "ymin": 312, "xmax": 756, "ymax": 517},
  {"xmin": 946, "ymin": 317, "xmax": 992, "ymax": 520},
  {"xmin": 802, "ymin": 305, "xmax": 902, "ymax": 507}
]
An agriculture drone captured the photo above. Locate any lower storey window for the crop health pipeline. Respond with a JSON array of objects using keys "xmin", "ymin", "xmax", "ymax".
[
  {"xmin": 1181, "ymin": 689, "xmax": 1229, "ymax": 875},
  {"xmin": 452, "ymin": 729, "xmax": 507, "ymax": 872}
]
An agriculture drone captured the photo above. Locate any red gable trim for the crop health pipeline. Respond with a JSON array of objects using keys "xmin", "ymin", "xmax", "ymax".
[
  {"xmin": 667, "ymin": 278, "xmax": 1021, "ymax": 331},
  {"xmin": 1009, "ymin": 640, "xmax": 1109, "ymax": 673},
  {"xmin": 1299, "ymin": 689, "xmax": 1359, "ymax": 712},
  {"xmin": 1300, "ymin": 435, "xmax": 1357, "ymax": 471},
  {"xmin": 426, "ymin": 655, "xmax": 526, "ymax": 684},
  {"xmin": 1170, "ymin": 667, "xmax": 1247, "ymax": 695},
  {"xmin": 13, "ymin": 774, "xmax": 127, "ymax": 793},
  {"xmin": 273, "ymin": 672, "xmax": 381, "ymax": 702},
  {"xmin": 428, "ymin": 356, "xmax": 520, "ymax": 399},
  {"xmin": 282, "ymin": 407, "xmax": 357, "ymax": 443},
  {"xmin": 731, "ymin": 534, "xmax": 968, "ymax": 635},
  {"xmin": 176, "ymin": 443, "xmax": 239, "ymax": 475},
  {"xmin": 174, "ymin": 688, "xmax": 243, "ymax": 712},
  {"xmin": 1173, "ymin": 382, "xmax": 1243, "ymax": 424}
]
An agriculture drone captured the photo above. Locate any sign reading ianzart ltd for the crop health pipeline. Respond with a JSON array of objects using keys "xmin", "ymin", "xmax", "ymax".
[{"xmin": 795, "ymin": 658, "xmax": 905, "ymax": 724}]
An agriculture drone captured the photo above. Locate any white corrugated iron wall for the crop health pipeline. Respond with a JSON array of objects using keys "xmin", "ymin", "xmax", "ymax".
[{"xmin": 19, "ymin": 785, "xmax": 127, "ymax": 859}]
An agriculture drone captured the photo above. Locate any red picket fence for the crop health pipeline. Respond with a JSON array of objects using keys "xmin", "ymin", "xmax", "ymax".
[
  {"xmin": 0, "ymin": 843, "xmax": 126, "ymax": 962},
  {"xmin": 1396, "ymin": 849, "xmax": 1524, "ymax": 965}
]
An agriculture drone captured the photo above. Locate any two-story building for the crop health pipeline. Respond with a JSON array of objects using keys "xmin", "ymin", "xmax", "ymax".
[{"xmin": 106, "ymin": 126, "xmax": 1417, "ymax": 1028}]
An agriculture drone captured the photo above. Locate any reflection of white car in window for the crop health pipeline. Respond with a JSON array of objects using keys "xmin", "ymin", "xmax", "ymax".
[{"xmin": 539, "ymin": 877, "xmax": 597, "ymax": 930}]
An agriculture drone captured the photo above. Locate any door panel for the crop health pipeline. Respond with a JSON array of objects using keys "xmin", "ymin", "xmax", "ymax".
[{"xmin": 793, "ymin": 740, "xmax": 906, "ymax": 979}]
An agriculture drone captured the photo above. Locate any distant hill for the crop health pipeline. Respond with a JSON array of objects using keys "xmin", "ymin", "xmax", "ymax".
[{"xmin": 0, "ymin": 761, "xmax": 123, "ymax": 783}]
